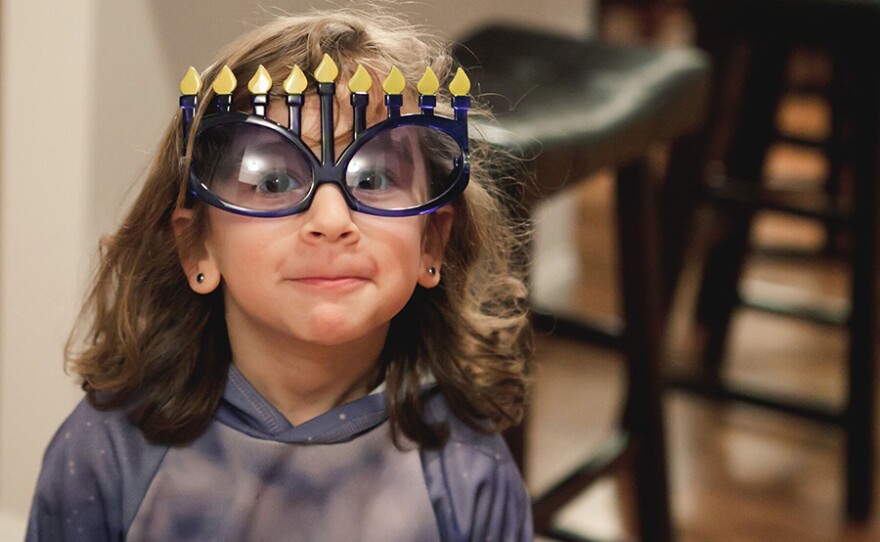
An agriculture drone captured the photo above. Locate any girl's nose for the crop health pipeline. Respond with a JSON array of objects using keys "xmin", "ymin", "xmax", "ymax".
[{"xmin": 300, "ymin": 184, "xmax": 360, "ymax": 243}]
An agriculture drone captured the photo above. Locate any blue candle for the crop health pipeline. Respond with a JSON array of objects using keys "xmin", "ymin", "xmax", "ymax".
[
  {"xmin": 283, "ymin": 65, "xmax": 308, "ymax": 135},
  {"xmin": 383, "ymin": 66, "xmax": 406, "ymax": 119},
  {"xmin": 213, "ymin": 65, "xmax": 237, "ymax": 114},
  {"xmin": 179, "ymin": 66, "xmax": 202, "ymax": 142},
  {"xmin": 449, "ymin": 68, "xmax": 471, "ymax": 124},
  {"xmin": 348, "ymin": 65, "xmax": 372, "ymax": 139}
]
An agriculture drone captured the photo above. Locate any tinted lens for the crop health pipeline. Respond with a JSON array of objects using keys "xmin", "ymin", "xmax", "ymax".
[
  {"xmin": 192, "ymin": 123, "xmax": 313, "ymax": 212},
  {"xmin": 345, "ymin": 126, "xmax": 461, "ymax": 211}
]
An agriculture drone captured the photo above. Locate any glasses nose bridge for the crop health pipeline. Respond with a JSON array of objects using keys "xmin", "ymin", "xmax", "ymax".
[
  {"xmin": 313, "ymin": 161, "xmax": 342, "ymax": 183},
  {"xmin": 314, "ymin": 155, "xmax": 344, "ymax": 179},
  {"xmin": 312, "ymin": 162, "xmax": 355, "ymax": 210},
  {"xmin": 305, "ymin": 182, "xmax": 358, "ymax": 226}
]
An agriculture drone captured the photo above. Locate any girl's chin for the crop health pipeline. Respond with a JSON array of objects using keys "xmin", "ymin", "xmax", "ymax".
[{"xmin": 290, "ymin": 314, "xmax": 386, "ymax": 348}]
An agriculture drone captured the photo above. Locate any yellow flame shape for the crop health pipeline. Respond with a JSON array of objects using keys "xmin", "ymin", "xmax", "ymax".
[
  {"xmin": 212, "ymin": 66, "xmax": 237, "ymax": 95},
  {"xmin": 248, "ymin": 65, "xmax": 273, "ymax": 94},
  {"xmin": 314, "ymin": 54, "xmax": 339, "ymax": 83},
  {"xmin": 448, "ymin": 68, "xmax": 471, "ymax": 96},
  {"xmin": 417, "ymin": 67, "xmax": 440, "ymax": 95},
  {"xmin": 348, "ymin": 65, "xmax": 372, "ymax": 93},
  {"xmin": 382, "ymin": 66, "xmax": 406, "ymax": 94},
  {"xmin": 283, "ymin": 65, "xmax": 308, "ymax": 94},
  {"xmin": 179, "ymin": 66, "xmax": 203, "ymax": 95}
]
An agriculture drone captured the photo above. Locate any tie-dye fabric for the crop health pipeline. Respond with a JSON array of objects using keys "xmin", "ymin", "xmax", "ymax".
[{"xmin": 26, "ymin": 366, "xmax": 533, "ymax": 541}]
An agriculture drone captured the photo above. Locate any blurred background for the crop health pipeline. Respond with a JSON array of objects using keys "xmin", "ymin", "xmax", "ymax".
[{"xmin": 2, "ymin": 1, "xmax": 879, "ymax": 541}]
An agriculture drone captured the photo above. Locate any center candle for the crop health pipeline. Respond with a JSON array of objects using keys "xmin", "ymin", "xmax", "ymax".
[{"xmin": 314, "ymin": 54, "xmax": 339, "ymax": 166}]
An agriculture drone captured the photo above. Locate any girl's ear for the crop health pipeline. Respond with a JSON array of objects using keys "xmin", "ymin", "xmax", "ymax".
[
  {"xmin": 171, "ymin": 208, "xmax": 221, "ymax": 294},
  {"xmin": 419, "ymin": 205, "xmax": 455, "ymax": 288}
]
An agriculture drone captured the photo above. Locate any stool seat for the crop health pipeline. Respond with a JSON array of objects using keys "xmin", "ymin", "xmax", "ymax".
[{"xmin": 459, "ymin": 26, "xmax": 709, "ymax": 177}]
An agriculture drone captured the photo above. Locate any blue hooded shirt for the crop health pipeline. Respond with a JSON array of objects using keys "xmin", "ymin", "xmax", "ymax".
[{"xmin": 26, "ymin": 365, "xmax": 533, "ymax": 541}]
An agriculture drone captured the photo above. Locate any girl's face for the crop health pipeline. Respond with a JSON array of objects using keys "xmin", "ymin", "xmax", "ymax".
[{"xmin": 174, "ymin": 87, "xmax": 454, "ymax": 355}]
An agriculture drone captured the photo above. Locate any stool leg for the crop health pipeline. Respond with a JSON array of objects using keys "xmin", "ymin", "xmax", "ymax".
[
  {"xmin": 693, "ymin": 39, "xmax": 791, "ymax": 383},
  {"xmin": 660, "ymin": 132, "xmax": 708, "ymax": 315},
  {"xmin": 842, "ymin": 53, "xmax": 879, "ymax": 521},
  {"xmin": 616, "ymin": 156, "xmax": 673, "ymax": 542},
  {"xmin": 823, "ymin": 56, "xmax": 851, "ymax": 255}
]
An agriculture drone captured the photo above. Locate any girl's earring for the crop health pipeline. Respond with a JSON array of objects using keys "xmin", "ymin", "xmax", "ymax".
[
  {"xmin": 196, "ymin": 273, "xmax": 206, "ymax": 284},
  {"xmin": 420, "ymin": 265, "xmax": 441, "ymax": 289}
]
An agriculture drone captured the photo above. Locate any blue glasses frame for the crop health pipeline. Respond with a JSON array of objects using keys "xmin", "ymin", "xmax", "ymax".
[{"xmin": 187, "ymin": 110, "xmax": 470, "ymax": 218}]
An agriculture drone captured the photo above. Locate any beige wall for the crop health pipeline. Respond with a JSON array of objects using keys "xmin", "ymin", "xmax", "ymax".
[{"xmin": 0, "ymin": 0, "xmax": 589, "ymax": 537}]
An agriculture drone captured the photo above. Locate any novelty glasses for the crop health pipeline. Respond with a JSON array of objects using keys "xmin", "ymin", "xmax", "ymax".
[{"xmin": 179, "ymin": 56, "xmax": 472, "ymax": 218}]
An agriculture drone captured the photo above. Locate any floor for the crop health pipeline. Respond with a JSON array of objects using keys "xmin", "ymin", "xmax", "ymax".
[{"xmin": 523, "ymin": 6, "xmax": 880, "ymax": 541}]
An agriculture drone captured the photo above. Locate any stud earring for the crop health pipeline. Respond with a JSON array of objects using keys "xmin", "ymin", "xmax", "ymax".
[
  {"xmin": 196, "ymin": 273, "xmax": 205, "ymax": 283},
  {"xmin": 428, "ymin": 266, "xmax": 437, "ymax": 277}
]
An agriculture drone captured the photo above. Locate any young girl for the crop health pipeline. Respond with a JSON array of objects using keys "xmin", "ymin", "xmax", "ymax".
[{"xmin": 27, "ymin": 8, "xmax": 532, "ymax": 542}]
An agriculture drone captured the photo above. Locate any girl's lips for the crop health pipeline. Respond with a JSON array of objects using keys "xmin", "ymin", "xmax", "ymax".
[{"xmin": 289, "ymin": 277, "xmax": 369, "ymax": 290}]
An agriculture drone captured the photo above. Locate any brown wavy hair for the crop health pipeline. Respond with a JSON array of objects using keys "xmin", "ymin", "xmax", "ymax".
[{"xmin": 67, "ymin": 7, "xmax": 532, "ymax": 448}]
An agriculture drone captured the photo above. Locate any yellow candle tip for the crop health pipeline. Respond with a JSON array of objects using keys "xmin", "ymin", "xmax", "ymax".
[
  {"xmin": 314, "ymin": 54, "xmax": 339, "ymax": 83},
  {"xmin": 449, "ymin": 68, "xmax": 471, "ymax": 96},
  {"xmin": 212, "ymin": 65, "xmax": 237, "ymax": 95},
  {"xmin": 417, "ymin": 67, "xmax": 440, "ymax": 95},
  {"xmin": 179, "ymin": 66, "xmax": 203, "ymax": 96},
  {"xmin": 283, "ymin": 65, "xmax": 308, "ymax": 94},
  {"xmin": 382, "ymin": 66, "xmax": 406, "ymax": 95},
  {"xmin": 248, "ymin": 65, "xmax": 273, "ymax": 94},
  {"xmin": 348, "ymin": 65, "xmax": 372, "ymax": 93}
]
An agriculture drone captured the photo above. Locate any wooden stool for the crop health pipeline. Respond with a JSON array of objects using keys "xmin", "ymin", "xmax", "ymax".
[
  {"xmin": 455, "ymin": 24, "xmax": 710, "ymax": 541},
  {"xmin": 676, "ymin": 0, "xmax": 880, "ymax": 521}
]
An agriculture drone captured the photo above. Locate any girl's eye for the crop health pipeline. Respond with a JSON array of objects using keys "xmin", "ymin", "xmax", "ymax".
[
  {"xmin": 351, "ymin": 170, "xmax": 394, "ymax": 191},
  {"xmin": 256, "ymin": 173, "xmax": 300, "ymax": 193}
]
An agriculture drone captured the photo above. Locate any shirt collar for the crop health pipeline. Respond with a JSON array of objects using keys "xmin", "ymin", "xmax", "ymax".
[{"xmin": 215, "ymin": 364, "xmax": 390, "ymax": 444}]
